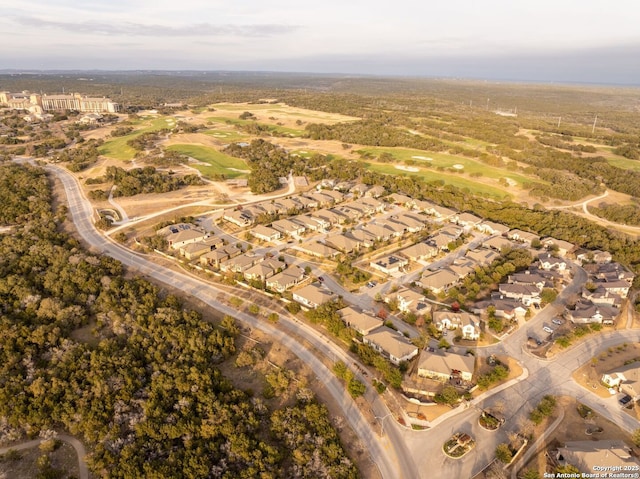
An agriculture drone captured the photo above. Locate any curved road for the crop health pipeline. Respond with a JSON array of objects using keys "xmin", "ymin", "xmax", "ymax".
[
  {"xmin": 45, "ymin": 163, "xmax": 416, "ymax": 478},
  {"xmin": 43, "ymin": 161, "xmax": 640, "ymax": 479},
  {"xmin": 0, "ymin": 434, "xmax": 88, "ymax": 479}
]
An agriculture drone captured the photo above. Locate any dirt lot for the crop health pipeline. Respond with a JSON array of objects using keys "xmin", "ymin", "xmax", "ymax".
[
  {"xmin": 519, "ymin": 396, "xmax": 637, "ymax": 476},
  {"xmin": 0, "ymin": 441, "xmax": 80, "ymax": 479},
  {"xmin": 573, "ymin": 342, "xmax": 640, "ymax": 401}
]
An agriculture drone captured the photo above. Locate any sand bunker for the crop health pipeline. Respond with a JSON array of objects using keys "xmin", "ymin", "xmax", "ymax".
[
  {"xmin": 452, "ymin": 164, "xmax": 464, "ymax": 170},
  {"xmin": 411, "ymin": 155, "xmax": 433, "ymax": 161},
  {"xmin": 395, "ymin": 165, "xmax": 420, "ymax": 172}
]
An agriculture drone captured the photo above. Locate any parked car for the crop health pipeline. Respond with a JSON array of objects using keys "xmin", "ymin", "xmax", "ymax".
[
  {"xmin": 543, "ymin": 326, "xmax": 554, "ymax": 334},
  {"xmin": 366, "ymin": 281, "xmax": 377, "ymax": 288},
  {"xmin": 318, "ymin": 276, "xmax": 324, "ymax": 282},
  {"xmin": 552, "ymin": 318, "xmax": 564, "ymax": 325},
  {"xmin": 619, "ymin": 395, "xmax": 632, "ymax": 407}
]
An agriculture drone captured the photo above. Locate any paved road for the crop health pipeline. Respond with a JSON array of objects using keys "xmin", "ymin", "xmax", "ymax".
[
  {"xmin": 0, "ymin": 434, "xmax": 89, "ymax": 479},
  {"xmin": 42, "ymin": 161, "xmax": 640, "ymax": 479},
  {"xmin": 46, "ymin": 163, "xmax": 417, "ymax": 479}
]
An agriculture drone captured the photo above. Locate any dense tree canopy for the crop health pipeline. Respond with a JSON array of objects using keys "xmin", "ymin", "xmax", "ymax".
[{"xmin": 0, "ymin": 164, "xmax": 358, "ymax": 478}]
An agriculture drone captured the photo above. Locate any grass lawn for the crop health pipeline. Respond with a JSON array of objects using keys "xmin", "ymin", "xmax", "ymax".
[
  {"xmin": 603, "ymin": 155, "xmax": 640, "ymax": 172},
  {"xmin": 202, "ymin": 129, "xmax": 248, "ymax": 142},
  {"xmin": 359, "ymin": 147, "xmax": 536, "ymax": 187},
  {"xmin": 166, "ymin": 144, "xmax": 249, "ymax": 179},
  {"xmin": 98, "ymin": 117, "xmax": 173, "ymax": 160},
  {"xmin": 365, "ymin": 162, "xmax": 510, "ymax": 199},
  {"xmin": 208, "ymin": 116, "xmax": 305, "ymax": 137}
]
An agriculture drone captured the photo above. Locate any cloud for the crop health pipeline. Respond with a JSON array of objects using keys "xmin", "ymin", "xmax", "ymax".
[{"xmin": 14, "ymin": 15, "xmax": 298, "ymax": 37}]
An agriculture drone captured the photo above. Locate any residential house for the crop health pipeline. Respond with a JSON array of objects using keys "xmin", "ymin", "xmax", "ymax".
[
  {"xmin": 417, "ymin": 269, "xmax": 459, "ymax": 294},
  {"xmin": 305, "ymin": 191, "xmax": 335, "ymax": 207},
  {"xmin": 537, "ymin": 252, "xmax": 568, "ymax": 271},
  {"xmin": 388, "ymin": 287, "xmax": 431, "ymax": 316},
  {"xmin": 399, "ymin": 242, "xmax": 438, "ymax": 262},
  {"xmin": 483, "ymin": 236, "xmax": 514, "ymax": 251},
  {"xmin": 601, "ymin": 362, "xmax": 640, "ymax": 400},
  {"xmin": 390, "ymin": 213, "xmax": 425, "ymax": 233},
  {"xmin": 291, "ymin": 215, "xmax": 324, "ymax": 232},
  {"xmin": 582, "ymin": 286, "xmax": 622, "ymax": 307},
  {"xmin": 507, "ymin": 229, "xmax": 540, "ymax": 246},
  {"xmin": 333, "ymin": 181, "xmax": 353, "ymax": 192},
  {"xmin": 453, "ymin": 212, "xmax": 483, "ymax": 231},
  {"xmin": 166, "ymin": 228, "xmax": 208, "ymax": 250},
  {"xmin": 325, "ymin": 234, "xmax": 360, "ymax": 254},
  {"xmin": 363, "ymin": 329, "xmax": 419, "ymax": 365},
  {"xmin": 378, "ymin": 219, "xmax": 406, "ymax": 238},
  {"xmin": 424, "ymin": 204, "xmax": 456, "ymax": 221},
  {"xmin": 273, "ymin": 198, "xmax": 300, "ymax": 213},
  {"xmin": 244, "ymin": 258, "xmax": 285, "ymax": 281},
  {"xmin": 417, "ymin": 350, "xmax": 475, "ymax": 382},
  {"xmin": 586, "ymin": 262, "xmax": 634, "ymax": 285},
  {"xmin": 387, "ymin": 193, "xmax": 414, "ymax": 208},
  {"xmin": 367, "ymin": 223, "xmax": 394, "ymax": 242},
  {"xmin": 477, "ymin": 221, "xmax": 510, "ymax": 236},
  {"xmin": 465, "ymin": 248, "xmax": 499, "ymax": 266},
  {"xmin": 427, "ymin": 232, "xmax": 455, "ymax": 251},
  {"xmin": 576, "ymin": 249, "xmax": 613, "ymax": 265},
  {"xmin": 255, "ymin": 201, "xmax": 280, "ymax": 216},
  {"xmin": 566, "ymin": 299, "xmax": 618, "ymax": 325},
  {"xmin": 292, "ymin": 284, "xmax": 334, "ymax": 309},
  {"xmin": 251, "ymin": 225, "xmax": 281, "ymax": 242},
  {"xmin": 306, "ymin": 214, "xmax": 331, "ymax": 231},
  {"xmin": 508, "ymin": 271, "xmax": 549, "ymax": 290},
  {"xmin": 498, "ymin": 283, "xmax": 541, "ymax": 306},
  {"xmin": 179, "ymin": 237, "xmax": 223, "ymax": 260},
  {"xmin": 347, "ymin": 229, "xmax": 376, "ymax": 248},
  {"xmin": 223, "ymin": 209, "xmax": 255, "ymax": 227},
  {"xmin": 370, "ymin": 255, "xmax": 408, "ymax": 275},
  {"xmin": 449, "ymin": 259, "xmax": 476, "ymax": 280},
  {"xmin": 594, "ymin": 279, "xmax": 631, "ymax": 298},
  {"xmin": 220, "ymin": 253, "xmax": 262, "ymax": 274},
  {"xmin": 199, "ymin": 244, "xmax": 241, "ymax": 268},
  {"xmin": 266, "ymin": 266, "xmax": 305, "ymax": 293},
  {"xmin": 297, "ymin": 241, "xmax": 340, "ymax": 259},
  {"xmin": 294, "ymin": 195, "xmax": 318, "ymax": 210},
  {"xmin": 367, "ymin": 185, "xmax": 386, "ymax": 198},
  {"xmin": 320, "ymin": 189, "xmax": 345, "ymax": 203},
  {"xmin": 333, "ymin": 205, "xmax": 362, "ymax": 222},
  {"xmin": 432, "ymin": 311, "xmax": 481, "ymax": 340},
  {"xmin": 271, "ymin": 219, "xmax": 305, "ymax": 237},
  {"xmin": 313, "ymin": 208, "xmax": 344, "ymax": 226},
  {"xmin": 556, "ymin": 441, "xmax": 640, "ymax": 473},
  {"xmin": 471, "ymin": 295, "xmax": 528, "ymax": 321},
  {"xmin": 339, "ymin": 307, "xmax": 382, "ymax": 335},
  {"xmin": 350, "ymin": 183, "xmax": 369, "ymax": 196},
  {"xmin": 541, "ymin": 237, "xmax": 574, "ymax": 256},
  {"xmin": 440, "ymin": 225, "xmax": 463, "ymax": 239}
]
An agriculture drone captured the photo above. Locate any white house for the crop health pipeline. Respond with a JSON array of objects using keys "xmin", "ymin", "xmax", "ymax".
[{"xmin": 432, "ymin": 311, "xmax": 481, "ymax": 340}]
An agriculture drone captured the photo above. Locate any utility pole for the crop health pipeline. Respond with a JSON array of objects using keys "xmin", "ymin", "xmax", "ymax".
[{"xmin": 591, "ymin": 114, "xmax": 598, "ymax": 134}]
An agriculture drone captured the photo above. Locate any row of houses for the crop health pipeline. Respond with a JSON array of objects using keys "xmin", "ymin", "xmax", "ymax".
[
  {"xmin": 200, "ymin": 248, "xmax": 308, "ymax": 293},
  {"xmin": 223, "ymin": 189, "xmax": 357, "ymax": 229},
  {"xmin": 416, "ymin": 242, "xmax": 501, "ymax": 294},
  {"xmin": 338, "ymin": 306, "xmax": 419, "ymax": 365},
  {"xmin": 566, "ymin": 261, "xmax": 633, "ymax": 324}
]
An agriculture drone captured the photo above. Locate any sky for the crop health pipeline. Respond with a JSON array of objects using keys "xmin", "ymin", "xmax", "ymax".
[{"xmin": 2, "ymin": 0, "xmax": 640, "ymax": 84}]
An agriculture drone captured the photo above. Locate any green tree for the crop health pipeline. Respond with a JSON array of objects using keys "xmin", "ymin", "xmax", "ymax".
[
  {"xmin": 495, "ymin": 443, "xmax": 513, "ymax": 463},
  {"xmin": 347, "ymin": 378, "xmax": 366, "ymax": 398}
]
